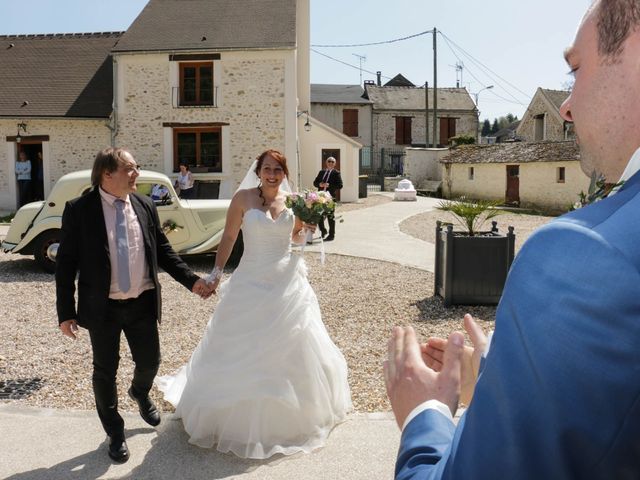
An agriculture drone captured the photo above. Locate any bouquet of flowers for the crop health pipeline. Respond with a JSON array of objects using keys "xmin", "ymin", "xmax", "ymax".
[{"xmin": 285, "ymin": 189, "xmax": 336, "ymax": 224}]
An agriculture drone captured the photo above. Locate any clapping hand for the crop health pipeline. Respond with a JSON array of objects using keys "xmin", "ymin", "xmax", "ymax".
[
  {"xmin": 421, "ymin": 314, "xmax": 488, "ymax": 406},
  {"xmin": 384, "ymin": 325, "xmax": 465, "ymax": 429}
]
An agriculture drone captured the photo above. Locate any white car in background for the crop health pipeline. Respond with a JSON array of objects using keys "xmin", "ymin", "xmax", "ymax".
[{"xmin": 1, "ymin": 169, "xmax": 241, "ymax": 272}]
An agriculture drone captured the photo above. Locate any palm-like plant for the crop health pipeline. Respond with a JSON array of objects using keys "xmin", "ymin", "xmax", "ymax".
[{"xmin": 437, "ymin": 196, "xmax": 503, "ymax": 236}]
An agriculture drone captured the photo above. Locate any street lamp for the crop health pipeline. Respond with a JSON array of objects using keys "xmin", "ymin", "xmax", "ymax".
[{"xmin": 474, "ymin": 86, "xmax": 493, "ymax": 143}]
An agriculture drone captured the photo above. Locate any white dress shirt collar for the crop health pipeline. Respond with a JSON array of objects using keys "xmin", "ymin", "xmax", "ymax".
[{"xmin": 618, "ymin": 146, "xmax": 640, "ymax": 183}]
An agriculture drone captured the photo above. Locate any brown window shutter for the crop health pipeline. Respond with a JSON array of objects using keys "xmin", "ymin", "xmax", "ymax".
[{"xmin": 343, "ymin": 109, "xmax": 359, "ymax": 137}]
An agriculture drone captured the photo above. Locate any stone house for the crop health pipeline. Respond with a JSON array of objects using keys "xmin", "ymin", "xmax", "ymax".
[
  {"xmin": 0, "ymin": 32, "xmax": 120, "ymax": 209},
  {"xmin": 0, "ymin": 0, "xmax": 360, "ymax": 212},
  {"xmin": 440, "ymin": 141, "xmax": 589, "ymax": 212},
  {"xmin": 515, "ymin": 88, "xmax": 573, "ymax": 142},
  {"xmin": 310, "ymin": 84, "xmax": 372, "ymax": 148},
  {"xmin": 364, "ymin": 77, "xmax": 478, "ymax": 149}
]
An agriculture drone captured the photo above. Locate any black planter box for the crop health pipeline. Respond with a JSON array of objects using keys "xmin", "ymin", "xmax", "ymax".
[{"xmin": 434, "ymin": 221, "xmax": 515, "ymax": 307}]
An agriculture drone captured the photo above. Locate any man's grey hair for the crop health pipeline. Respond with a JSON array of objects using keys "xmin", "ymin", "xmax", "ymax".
[{"xmin": 91, "ymin": 147, "xmax": 130, "ymax": 187}]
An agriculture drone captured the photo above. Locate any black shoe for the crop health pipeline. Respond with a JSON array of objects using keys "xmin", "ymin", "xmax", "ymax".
[
  {"xmin": 108, "ymin": 433, "xmax": 130, "ymax": 463},
  {"xmin": 324, "ymin": 235, "xmax": 334, "ymax": 242},
  {"xmin": 128, "ymin": 387, "xmax": 161, "ymax": 427},
  {"xmin": 306, "ymin": 241, "xmax": 313, "ymax": 245},
  {"xmin": 320, "ymin": 231, "xmax": 327, "ymax": 239}
]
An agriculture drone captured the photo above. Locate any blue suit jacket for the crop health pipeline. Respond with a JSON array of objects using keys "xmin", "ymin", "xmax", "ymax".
[{"xmin": 397, "ymin": 171, "xmax": 640, "ymax": 480}]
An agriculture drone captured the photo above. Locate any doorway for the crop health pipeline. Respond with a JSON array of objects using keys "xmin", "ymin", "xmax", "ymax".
[
  {"xmin": 505, "ymin": 165, "xmax": 520, "ymax": 205},
  {"xmin": 321, "ymin": 149, "xmax": 340, "ymax": 201},
  {"xmin": 16, "ymin": 142, "xmax": 44, "ymax": 204}
]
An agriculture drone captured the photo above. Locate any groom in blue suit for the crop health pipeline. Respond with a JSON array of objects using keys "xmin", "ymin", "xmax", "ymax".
[{"xmin": 384, "ymin": 1, "xmax": 640, "ymax": 478}]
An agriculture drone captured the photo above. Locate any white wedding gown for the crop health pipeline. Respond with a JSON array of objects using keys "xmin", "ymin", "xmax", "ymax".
[{"xmin": 156, "ymin": 207, "xmax": 352, "ymax": 459}]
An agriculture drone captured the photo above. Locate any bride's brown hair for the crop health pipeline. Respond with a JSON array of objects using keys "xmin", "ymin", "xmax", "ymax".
[
  {"xmin": 254, "ymin": 149, "xmax": 289, "ymax": 206},
  {"xmin": 254, "ymin": 149, "xmax": 289, "ymax": 178}
]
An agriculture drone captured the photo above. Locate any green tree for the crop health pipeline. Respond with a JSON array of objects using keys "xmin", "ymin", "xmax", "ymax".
[
  {"xmin": 491, "ymin": 119, "xmax": 499, "ymax": 134},
  {"xmin": 481, "ymin": 119, "xmax": 491, "ymax": 136}
]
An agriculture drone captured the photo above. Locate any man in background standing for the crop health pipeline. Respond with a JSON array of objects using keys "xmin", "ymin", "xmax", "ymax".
[{"xmin": 313, "ymin": 156, "xmax": 342, "ymax": 241}]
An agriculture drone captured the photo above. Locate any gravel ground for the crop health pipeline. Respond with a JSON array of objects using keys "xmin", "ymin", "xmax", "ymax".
[{"xmin": 0, "ymin": 197, "xmax": 551, "ymax": 415}]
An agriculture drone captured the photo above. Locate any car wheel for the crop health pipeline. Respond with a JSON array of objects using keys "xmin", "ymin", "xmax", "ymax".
[{"xmin": 33, "ymin": 229, "xmax": 60, "ymax": 273}]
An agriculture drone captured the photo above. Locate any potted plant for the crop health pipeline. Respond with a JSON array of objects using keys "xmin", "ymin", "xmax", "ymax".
[{"xmin": 434, "ymin": 197, "xmax": 515, "ymax": 307}]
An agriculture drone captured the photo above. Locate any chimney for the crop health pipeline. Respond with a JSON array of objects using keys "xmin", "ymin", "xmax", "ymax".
[{"xmin": 376, "ymin": 71, "xmax": 382, "ymax": 86}]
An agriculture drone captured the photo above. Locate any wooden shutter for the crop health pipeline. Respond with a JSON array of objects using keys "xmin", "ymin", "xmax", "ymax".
[
  {"xmin": 396, "ymin": 117, "xmax": 412, "ymax": 145},
  {"xmin": 343, "ymin": 109, "xmax": 359, "ymax": 137}
]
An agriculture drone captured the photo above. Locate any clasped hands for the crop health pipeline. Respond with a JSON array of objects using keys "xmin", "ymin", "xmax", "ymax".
[
  {"xmin": 384, "ymin": 314, "xmax": 487, "ymax": 429},
  {"xmin": 192, "ymin": 278, "xmax": 216, "ymax": 299}
]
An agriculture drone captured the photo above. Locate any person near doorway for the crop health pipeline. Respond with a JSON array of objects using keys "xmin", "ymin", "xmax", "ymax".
[
  {"xmin": 312, "ymin": 157, "xmax": 342, "ymax": 241},
  {"xmin": 32, "ymin": 151, "xmax": 44, "ymax": 201},
  {"xmin": 16, "ymin": 151, "xmax": 32, "ymax": 207}
]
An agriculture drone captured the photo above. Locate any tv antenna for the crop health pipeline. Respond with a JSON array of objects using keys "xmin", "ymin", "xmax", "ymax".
[
  {"xmin": 352, "ymin": 53, "xmax": 367, "ymax": 85},
  {"xmin": 449, "ymin": 61, "xmax": 464, "ymax": 88}
]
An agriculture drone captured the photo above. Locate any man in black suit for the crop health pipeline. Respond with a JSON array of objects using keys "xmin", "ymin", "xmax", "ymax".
[
  {"xmin": 312, "ymin": 156, "xmax": 343, "ymax": 241},
  {"xmin": 56, "ymin": 147, "xmax": 211, "ymax": 463}
]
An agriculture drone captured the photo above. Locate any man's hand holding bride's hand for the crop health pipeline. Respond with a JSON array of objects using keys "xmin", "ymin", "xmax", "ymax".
[
  {"xmin": 421, "ymin": 314, "xmax": 487, "ymax": 406},
  {"xmin": 193, "ymin": 278, "xmax": 215, "ymax": 299}
]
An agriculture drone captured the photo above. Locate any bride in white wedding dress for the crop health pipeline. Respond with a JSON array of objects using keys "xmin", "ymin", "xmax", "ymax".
[{"xmin": 156, "ymin": 149, "xmax": 352, "ymax": 459}]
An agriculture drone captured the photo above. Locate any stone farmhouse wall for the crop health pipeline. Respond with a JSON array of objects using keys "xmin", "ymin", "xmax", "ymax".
[
  {"xmin": 517, "ymin": 94, "xmax": 566, "ymax": 142},
  {"xmin": 114, "ymin": 50, "xmax": 294, "ymax": 198},
  {"xmin": 373, "ymin": 110, "xmax": 477, "ymax": 149},
  {"xmin": 311, "ymin": 103, "xmax": 372, "ymax": 147},
  {"xmin": 1, "ymin": 119, "xmax": 111, "ymax": 210},
  {"xmin": 444, "ymin": 160, "xmax": 589, "ymax": 212}
]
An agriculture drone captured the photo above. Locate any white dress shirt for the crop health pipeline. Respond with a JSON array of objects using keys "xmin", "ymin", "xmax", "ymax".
[{"xmin": 99, "ymin": 188, "xmax": 154, "ymax": 299}]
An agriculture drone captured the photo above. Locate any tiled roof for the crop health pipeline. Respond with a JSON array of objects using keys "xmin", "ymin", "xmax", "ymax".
[
  {"xmin": 441, "ymin": 140, "xmax": 580, "ymax": 164},
  {"xmin": 310, "ymin": 84, "xmax": 371, "ymax": 104},
  {"xmin": 113, "ymin": 0, "xmax": 296, "ymax": 53},
  {"xmin": 540, "ymin": 88, "xmax": 570, "ymax": 110},
  {"xmin": 0, "ymin": 32, "xmax": 121, "ymax": 118},
  {"xmin": 366, "ymin": 85, "xmax": 476, "ymax": 111}
]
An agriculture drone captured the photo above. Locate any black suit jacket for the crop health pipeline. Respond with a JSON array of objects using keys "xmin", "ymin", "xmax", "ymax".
[
  {"xmin": 313, "ymin": 168, "xmax": 343, "ymax": 198},
  {"xmin": 55, "ymin": 188, "xmax": 199, "ymax": 329}
]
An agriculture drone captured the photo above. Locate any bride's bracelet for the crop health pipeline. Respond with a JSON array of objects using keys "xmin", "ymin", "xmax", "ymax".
[{"xmin": 206, "ymin": 265, "xmax": 223, "ymax": 284}]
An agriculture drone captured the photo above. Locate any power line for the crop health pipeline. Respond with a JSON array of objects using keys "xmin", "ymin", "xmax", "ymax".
[
  {"xmin": 311, "ymin": 29, "xmax": 432, "ymax": 48},
  {"xmin": 311, "ymin": 48, "xmax": 392, "ymax": 80},
  {"xmin": 439, "ymin": 31, "xmax": 531, "ymax": 101},
  {"xmin": 439, "ymin": 32, "xmax": 527, "ymax": 107}
]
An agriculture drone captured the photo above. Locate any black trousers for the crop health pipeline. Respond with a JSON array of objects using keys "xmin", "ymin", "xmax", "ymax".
[
  {"xmin": 88, "ymin": 289, "xmax": 159, "ymax": 436},
  {"xmin": 319, "ymin": 215, "xmax": 335, "ymax": 237},
  {"xmin": 17, "ymin": 179, "xmax": 31, "ymax": 207}
]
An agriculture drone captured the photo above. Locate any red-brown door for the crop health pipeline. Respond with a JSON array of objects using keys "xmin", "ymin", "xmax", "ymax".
[
  {"xmin": 505, "ymin": 165, "xmax": 520, "ymax": 205},
  {"xmin": 321, "ymin": 149, "xmax": 340, "ymax": 201}
]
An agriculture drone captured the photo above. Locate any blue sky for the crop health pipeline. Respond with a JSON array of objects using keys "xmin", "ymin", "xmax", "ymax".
[{"xmin": 0, "ymin": 0, "xmax": 591, "ymax": 122}]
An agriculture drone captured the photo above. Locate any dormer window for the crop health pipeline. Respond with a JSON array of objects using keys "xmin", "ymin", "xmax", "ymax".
[{"xmin": 180, "ymin": 62, "xmax": 213, "ymax": 106}]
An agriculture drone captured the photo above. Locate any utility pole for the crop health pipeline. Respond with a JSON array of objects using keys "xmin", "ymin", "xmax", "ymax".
[
  {"xmin": 425, "ymin": 81, "xmax": 429, "ymax": 147},
  {"xmin": 432, "ymin": 27, "xmax": 438, "ymax": 148}
]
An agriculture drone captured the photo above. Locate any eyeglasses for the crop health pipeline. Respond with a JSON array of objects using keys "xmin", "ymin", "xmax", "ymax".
[
  {"xmin": 327, "ymin": 160, "xmax": 336, "ymax": 164},
  {"xmin": 121, "ymin": 164, "xmax": 142, "ymax": 174}
]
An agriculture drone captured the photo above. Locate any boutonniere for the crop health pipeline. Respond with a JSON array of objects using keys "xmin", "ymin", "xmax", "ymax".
[
  {"xmin": 162, "ymin": 219, "xmax": 183, "ymax": 234},
  {"xmin": 571, "ymin": 173, "xmax": 625, "ymax": 210}
]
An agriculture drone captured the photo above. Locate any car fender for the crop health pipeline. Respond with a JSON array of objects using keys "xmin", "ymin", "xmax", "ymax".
[{"xmin": 13, "ymin": 217, "xmax": 62, "ymax": 254}]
